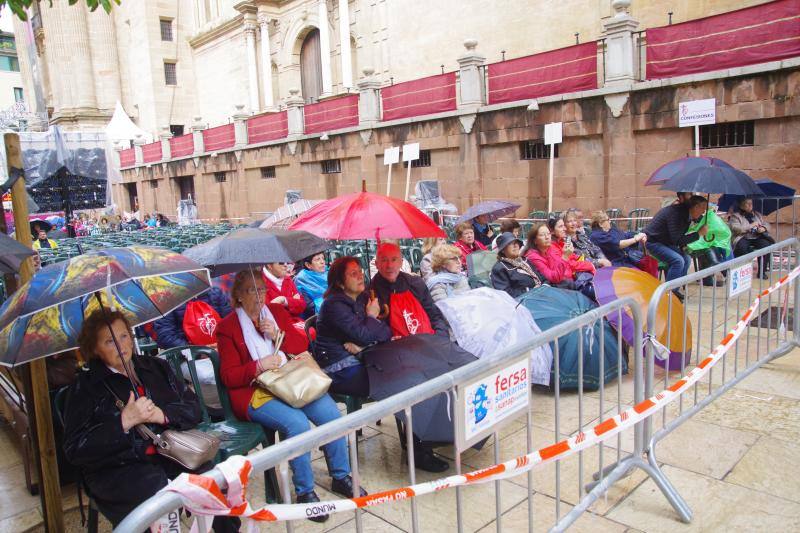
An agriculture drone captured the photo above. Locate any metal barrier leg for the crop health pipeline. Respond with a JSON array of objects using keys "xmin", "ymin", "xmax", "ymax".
[{"xmin": 348, "ymin": 431, "xmax": 364, "ymax": 533}]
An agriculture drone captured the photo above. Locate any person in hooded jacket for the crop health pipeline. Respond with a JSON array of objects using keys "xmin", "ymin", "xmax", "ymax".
[{"xmin": 491, "ymin": 232, "xmax": 544, "ymax": 298}]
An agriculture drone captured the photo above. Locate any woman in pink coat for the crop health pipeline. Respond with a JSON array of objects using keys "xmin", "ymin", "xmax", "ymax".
[{"xmin": 524, "ymin": 222, "xmax": 596, "ymax": 300}]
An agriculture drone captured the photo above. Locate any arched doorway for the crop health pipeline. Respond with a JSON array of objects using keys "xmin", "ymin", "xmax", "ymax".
[{"xmin": 300, "ymin": 28, "xmax": 322, "ymax": 103}]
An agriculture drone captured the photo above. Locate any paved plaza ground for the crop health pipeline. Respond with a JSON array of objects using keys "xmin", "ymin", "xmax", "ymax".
[{"xmin": 1, "ymin": 279, "xmax": 799, "ymax": 532}]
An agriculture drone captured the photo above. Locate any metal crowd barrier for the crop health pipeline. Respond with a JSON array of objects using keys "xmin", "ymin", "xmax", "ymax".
[
  {"xmin": 640, "ymin": 237, "xmax": 800, "ymax": 522},
  {"xmin": 116, "ymin": 239, "xmax": 800, "ymax": 532}
]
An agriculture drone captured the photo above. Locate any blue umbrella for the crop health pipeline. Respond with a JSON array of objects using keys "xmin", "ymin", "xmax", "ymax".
[
  {"xmin": 645, "ymin": 156, "xmax": 734, "ymax": 186},
  {"xmin": 516, "ymin": 285, "xmax": 625, "ymax": 391},
  {"xmin": 456, "ymin": 200, "xmax": 520, "ymax": 224},
  {"xmin": 717, "ymin": 179, "xmax": 795, "ymax": 216}
]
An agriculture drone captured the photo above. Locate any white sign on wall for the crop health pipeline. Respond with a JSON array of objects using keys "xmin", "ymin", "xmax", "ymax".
[
  {"xmin": 679, "ymin": 98, "xmax": 716, "ymax": 127},
  {"xmin": 728, "ymin": 262, "xmax": 754, "ymax": 299},
  {"xmin": 383, "ymin": 146, "xmax": 400, "ymax": 165},
  {"xmin": 457, "ymin": 357, "xmax": 530, "ymax": 448},
  {"xmin": 544, "ymin": 122, "xmax": 563, "ymax": 145},
  {"xmin": 402, "ymin": 142, "xmax": 420, "ymax": 162}
]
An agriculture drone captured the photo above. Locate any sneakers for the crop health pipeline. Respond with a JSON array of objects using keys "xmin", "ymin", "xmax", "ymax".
[
  {"xmin": 331, "ymin": 475, "xmax": 368, "ymax": 498},
  {"xmin": 296, "ymin": 490, "xmax": 330, "ymax": 523}
]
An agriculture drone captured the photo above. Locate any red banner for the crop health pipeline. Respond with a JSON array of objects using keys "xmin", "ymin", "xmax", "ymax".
[
  {"xmin": 247, "ymin": 111, "xmax": 288, "ymax": 144},
  {"xmin": 381, "ymin": 72, "xmax": 457, "ymax": 121},
  {"xmin": 647, "ymin": 0, "xmax": 800, "ymax": 79},
  {"xmin": 141, "ymin": 141, "xmax": 162, "ymax": 163},
  {"xmin": 303, "ymin": 95, "xmax": 359, "ymax": 134},
  {"xmin": 170, "ymin": 133, "xmax": 194, "ymax": 158},
  {"xmin": 488, "ymin": 43, "xmax": 597, "ymax": 104},
  {"xmin": 202, "ymin": 123, "xmax": 235, "ymax": 152},
  {"xmin": 119, "ymin": 148, "xmax": 135, "ymax": 167}
]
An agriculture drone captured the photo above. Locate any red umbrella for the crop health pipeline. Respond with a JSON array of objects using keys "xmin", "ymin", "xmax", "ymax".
[{"xmin": 288, "ymin": 190, "xmax": 445, "ymax": 240}]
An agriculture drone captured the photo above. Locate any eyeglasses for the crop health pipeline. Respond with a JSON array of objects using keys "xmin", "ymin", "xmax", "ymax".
[{"xmin": 244, "ymin": 286, "xmax": 266, "ymax": 295}]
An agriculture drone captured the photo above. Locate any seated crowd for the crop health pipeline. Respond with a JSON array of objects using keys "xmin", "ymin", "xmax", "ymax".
[{"xmin": 60, "ymin": 191, "xmax": 774, "ymax": 528}]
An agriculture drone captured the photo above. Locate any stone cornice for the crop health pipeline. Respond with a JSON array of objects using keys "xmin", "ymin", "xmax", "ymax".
[{"xmin": 189, "ymin": 15, "xmax": 245, "ymax": 49}]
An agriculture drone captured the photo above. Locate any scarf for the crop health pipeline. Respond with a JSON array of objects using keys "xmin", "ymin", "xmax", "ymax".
[
  {"xmin": 294, "ymin": 268, "xmax": 328, "ymax": 312},
  {"xmin": 235, "ymin": 305, "xmax": 286, "ymax": 364},
  {"xmin": 501, "ymin": 256, "xmax": 542, "ymax": 286},
  {"xmin": 425, "ymin": 271, "xmax": 465, "ymax": 297},
  {"xmin": 262, "ymin": 267, "xmax": 284, "ymax": 291}
]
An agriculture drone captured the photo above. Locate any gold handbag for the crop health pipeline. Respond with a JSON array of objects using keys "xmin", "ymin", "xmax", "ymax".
[{"xmin": 256, "ymin": 351, "xmax": 332, "ymax": 408}]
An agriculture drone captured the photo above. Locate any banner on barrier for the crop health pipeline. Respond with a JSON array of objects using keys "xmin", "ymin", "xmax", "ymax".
[
  {"xmin": 456, "ymin": 355, "xmax": 530, "ymax": 449},
  {"xmin": 729, "ymin": 262, "xmax": 753, "ymax": 298}
]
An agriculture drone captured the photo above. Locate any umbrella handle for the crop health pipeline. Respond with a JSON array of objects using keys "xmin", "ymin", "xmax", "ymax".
[{"xmin": 93, "ymin": 292, "xmax": 141, "ymax": 397}]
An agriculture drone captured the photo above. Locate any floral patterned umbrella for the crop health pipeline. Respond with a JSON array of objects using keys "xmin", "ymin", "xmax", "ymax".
[{"xmin": 0, "ymin": 246, "xmax": 210, "ymax": 366}]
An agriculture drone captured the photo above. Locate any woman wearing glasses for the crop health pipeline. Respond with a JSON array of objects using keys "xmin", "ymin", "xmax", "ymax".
[
  {"xmin": 588, "ymin": 211, "xmax": 647, "ymax": 268},
  {"xmin": 217, "ymin": 269, "xmax": 365, "ymax": 522},
  {"xmin": 314, "ymin": 257, "xmax": 390, "ymax": 398},
  {"xmin": 425, "ymin": 244, "xmax": 470, "ymax": 303}
]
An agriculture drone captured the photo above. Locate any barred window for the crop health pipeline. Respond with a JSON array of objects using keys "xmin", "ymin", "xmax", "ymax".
[
  {"xmin": 164, "ymin": 62, "xmax": 177, "ymax": 86},
  {"xmin": 214, "ymin": 172, "xmax": 227, "ymax": 183},
  {"xmin": 403, "ymin": 150, "xmax": 432, "ymax": 168},
  {"xmin": 520, "ymin": 140, "xmax": 558, "ymax": 160},
  {"xmin": 150, "ymin": 180, "xmax": 159, "ymax": 189},
  {"xmin": 261, "ymin": 166, "xmax": 276, "ymax": 179},
  {"xmin": 321, "ymin": 159, "xmax": 341, "ymax": 174},
  {"xmin": 160, "ymin": 19, "xmax": 173, "ymax": 41},
  {"xmin": 697, "ymin": 121, "xmax": 754, "ymax": 149}
]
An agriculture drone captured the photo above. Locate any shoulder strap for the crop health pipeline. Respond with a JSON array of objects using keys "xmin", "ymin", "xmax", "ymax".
[{"xmin": 101, "ymin": 380, "xmax": 165, "ymax": 447}]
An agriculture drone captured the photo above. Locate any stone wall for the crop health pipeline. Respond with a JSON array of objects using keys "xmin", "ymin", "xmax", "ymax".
[{"xmin": 118, "ymin": 66, "xmax": 800, "ymax": 222}]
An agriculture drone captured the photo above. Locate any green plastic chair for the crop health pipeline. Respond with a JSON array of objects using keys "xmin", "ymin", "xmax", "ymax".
[
  {"xmin": 528, "ymin": 210, "xmax": 547, "ymax": 220},
  {"xmin": 160, "ymin": 346, "xmax": 280, "ymax": 502},
  {"xmin": 627, "ymin": 208, "xmax": 650, "ymax": 232}
]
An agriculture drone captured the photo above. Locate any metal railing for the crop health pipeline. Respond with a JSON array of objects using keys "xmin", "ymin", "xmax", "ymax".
[
  {"xmin": 119, "ymin": 296, "xmax": 648, "ymax": 532},
  {"xmin": 641, "ymin": 237, "xmax": 800, "ymax": 521}
]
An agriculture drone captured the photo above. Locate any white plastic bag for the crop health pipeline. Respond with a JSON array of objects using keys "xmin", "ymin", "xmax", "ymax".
[{"xmin": 436, "ymin": 287, "xmax": 553, "ymax": 385}]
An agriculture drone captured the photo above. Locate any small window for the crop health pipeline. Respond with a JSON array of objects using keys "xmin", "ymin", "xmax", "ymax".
[
  {"xmin": 321, "ymin": 159, "xmax": 341, "ymax": 174},
  {"xmin": 261, "ymin": 166, "xmax": 276, "ymax": 179},
  {"xmin": 0, "ymin": 55, "xmax": 19, "ymax": 72},
  {"xmin": 403, "ymin": 149, "xmax": 432, "ymax": 168},
  {"xmin": 169, "ymin": 124, "xmax": 184, "ymax": 137},
  {"xmin": 696, "ymin": 121, "xmax": 754, "ymax": 149},
  {"xmin": 150, "ymin": 180, "xmax": 159, "ymax": 189},
  {"xmin": 164, "ymin": 62, "xmax": 177, "ymax": 86},
  {"xmin": 214, "ymin": 172, "xmax": 227, "ymax": 183},
  {"xmin": 520, "ymin": 140, "xmax": 558, "ymax": 160},
  {"xmin": 160, "ymin": 19, "xmax": 173, "ymax": 41},
  {"xmin": 13, "ymin": 87, "xmax": 23, "ymax": 102}
]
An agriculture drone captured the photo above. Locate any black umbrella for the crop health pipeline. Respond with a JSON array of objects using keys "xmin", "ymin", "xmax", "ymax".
[
  {"xmin": 182, "ymin": 227, "xmax": 330, "ymax": 277},
  {"xmin": 364, "ymin": 334, "xmax": 477, "ymax": 443},
  {"xmin": 659, "ymin": 160, "xmax": 763, "ymax": 241},
  {"xmin": 0, "ymin": 233, "xmax": 36, "ymax": 274},
  {"xmin": 30, "ymin": 218, "xmax": 52, "ymax": 236}
]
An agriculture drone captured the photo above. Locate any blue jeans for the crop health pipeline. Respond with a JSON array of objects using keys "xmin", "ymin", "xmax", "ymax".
[
  {"xmin": 647, "ymin": 242, "xmax": 690, "ymax": 282},
  {"xmin": 248, "ymin": 394, "xmax": 350, "ymax": 495}
]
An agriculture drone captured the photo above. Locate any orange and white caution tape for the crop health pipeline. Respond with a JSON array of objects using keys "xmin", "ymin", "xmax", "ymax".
[{"xmin": 159, "ymin": 266, "xmax": 800, "ymax": 530}]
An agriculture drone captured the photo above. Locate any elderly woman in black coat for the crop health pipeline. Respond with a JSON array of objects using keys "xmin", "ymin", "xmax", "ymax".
[
  {"xmin": 62, "ymin": 309, "xmax": 238, "ymax": 531},
  {"xmin": 491, "ymin": 232, "xmax": 544, "ymax": 298},
  {"xmin": 313, "ymin": 256, "xmax": 391, "ymax": 397}
]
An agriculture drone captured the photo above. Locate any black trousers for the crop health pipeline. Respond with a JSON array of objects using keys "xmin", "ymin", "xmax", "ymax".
[
  {"xmin": 85, "ymin": 457, "xmax": 240, "ymax": 532},
  {"xmin": 733, "ymin": 235, "xmax": 775, "ymax": 273}
]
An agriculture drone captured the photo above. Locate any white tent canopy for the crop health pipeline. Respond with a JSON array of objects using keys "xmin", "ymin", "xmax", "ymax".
[{"xmin": 104, "ymin": 101, "xmax": 152, "ymax": 146}]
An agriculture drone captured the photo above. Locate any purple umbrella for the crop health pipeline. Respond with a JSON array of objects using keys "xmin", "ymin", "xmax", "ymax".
[{"xmin": 456, "ymin": 200, "xmax": 521, "ymax": 224}]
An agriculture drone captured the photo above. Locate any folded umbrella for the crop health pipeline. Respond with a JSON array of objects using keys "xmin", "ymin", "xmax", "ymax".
[
  {"xmin": 456, "ymin": 200, "xmax": 520, "ymax": 224},
  {"xmin": 364, "ymin": 334, "xmax": 477, "ymax": 443},
  {"xmin": 182, "ymin": 227, "xmax": 330, "ymax": 277},
  {"xmin": 0, "ymin": 246, "xmax": 211, "ymax": 366},
  {"xmin": 594, "ymin": 267, "xmax": 692, "ymax": 371},
  {"xmin": 0, "ymin": 233, "xmax": 36, "ymax": 274},
  {"xmin": 516, "ymin": 286, "xmax": 624, "ymax": 390}
]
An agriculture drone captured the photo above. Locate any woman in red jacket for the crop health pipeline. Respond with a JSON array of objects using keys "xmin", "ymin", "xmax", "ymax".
[
  {"xmin": 524, "ymin": 222, "xmax": 596, "ymax": 300},
  {"xmin": 217, "ymin": 269, "xmax": 365, "ymax": 523},
  {"xmin": 262, "ymin": 262, "xmax": 308, "ymax": 322}
]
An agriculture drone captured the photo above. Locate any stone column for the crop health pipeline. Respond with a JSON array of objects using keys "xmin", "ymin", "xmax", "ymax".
[
  {"xmin": 258, "ymin": 12, "xmax": 275, "ymax": 109},
  {"xmin": 285, "ymin": 88, "xmax": 305, "ymax": 136},
  {"xmin": 244, "ymin": 16, "xmax": 260, "ymax": 112},
  {"xmin": 44, "ymin": 0, "xmax": 97, "ymax": 111},
  {"xmin": 233, "ymin": 104, "xmax": 249, "ymax": 148},
  {"xmin": 318, "ymin": 0, "xmax": 333, "ymax": 96},
  {"xmin": 457, "ymin": 38, "xmax": 486, "ymax": 109},
  {"xmin": 357, "ymin": 67, "xmax": 381, "ymax": 126},
  {"xmin": 192, "ymin": 116, "xmax": 206, "ymax": 155},
  {"xmin": 133, "ymin": 134, "xmax": 146, "ymax": 166},
  {"xmin": 338, "ymin": 0, "xmax": 353, "ymax": 90},
  {"xmin": 160, "ymin": 126, "xmax": 173, "ymax": 161},
  {"xmin": 602, "ymin": 0, "xmax": 639, "ymax": 85}
]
